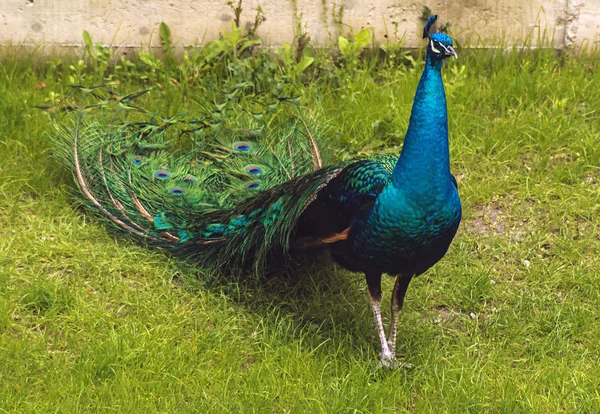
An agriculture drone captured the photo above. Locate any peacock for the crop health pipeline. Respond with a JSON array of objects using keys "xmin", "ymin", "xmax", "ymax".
[{"xmin": 47, "ymin": 15, "xmax": 461, "ymax": 368}]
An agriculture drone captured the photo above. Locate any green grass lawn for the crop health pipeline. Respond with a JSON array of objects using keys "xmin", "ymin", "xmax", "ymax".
[{"xmin": 1, "ymin": 41, "xmax": 599, "ymax": 412}]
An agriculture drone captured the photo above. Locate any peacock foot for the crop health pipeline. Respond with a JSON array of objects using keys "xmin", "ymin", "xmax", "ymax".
[
  {"xmin": 379, "ymin": 353, "xmax": 416, "ymax": 370},
  {"xmin": 379, "ymin": 350, "xmax": 397, "ymax": 369},
  {"xmin": 380, "ymin": 358, "xmax": 396, "ymax": 369}
]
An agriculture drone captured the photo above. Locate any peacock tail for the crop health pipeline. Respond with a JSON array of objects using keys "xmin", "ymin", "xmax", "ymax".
[{"xmin": 48, "ymin": 83, "xmax": 345, "ymax": 273}]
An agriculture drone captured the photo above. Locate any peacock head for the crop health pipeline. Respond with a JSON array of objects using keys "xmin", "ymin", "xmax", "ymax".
[{"xmin": 423, "ymin": 15, "xmax": 457, "ymax": 62}]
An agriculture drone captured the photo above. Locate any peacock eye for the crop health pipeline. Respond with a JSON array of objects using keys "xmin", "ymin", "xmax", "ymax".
[
  {"xmin": 183, "ymin": 175, "xmax": 197, "ymax": 184},
  {"xmin": 244, "ymin": 165, "xmax": 264, "ymax": 175},
  {"xmin": 155, "ymin": 169, "xmax": 171, "ymax": 179},
  {"xmin": 169, "ymin": 187, "xmax": 185, "ymax": 195},
  {"xmin": 244, "ymin": 181, "xmax": 261, "ymax": 189},
  {"xmin": 430, "ymin": 40, "xmax": 441, "ymax": 54},
  {"xmin": 233, "ymin": 141, "xmax": 252, "ymax": 152}
]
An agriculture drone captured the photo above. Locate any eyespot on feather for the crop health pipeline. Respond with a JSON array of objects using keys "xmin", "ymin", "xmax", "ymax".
[
  {"xmin": 183, "ymin": 175, "xmax": 197, "ymax": 184},
  {"xmin": 192, "ymin": 160, "xmax": 209, "ymax": 167},
  {"xmin": 132, "ymin": 155, "xmax": 143, "ymax": 166},
  {"xmin": 169, "ymin": 187, "xmax": 185, "ymax": 195},
  {"xmin": 244, "ymin": 165, "xmax": 263, "ymax": 175},
  {"xmin": 233, "ymin": 141, "xmax": 252, "ymax": 152},
  {"xmin": 155, "ymin": 169, "xmax": 171, "ymax": 179},
  {"xmin": 244, "ymin": 181, "xmax": 261, "ymax": 189}
]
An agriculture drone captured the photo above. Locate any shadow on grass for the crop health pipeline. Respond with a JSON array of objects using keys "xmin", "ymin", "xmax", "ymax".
[{"xmin": 168, "ymin": 250, "xmax": 382, "ymax": 356}]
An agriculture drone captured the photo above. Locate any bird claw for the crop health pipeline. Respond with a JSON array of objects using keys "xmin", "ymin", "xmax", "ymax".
[
  {"xmin": 379, "ymin": 357, "xmax": 398, "ymax": 369},
  {"xmin": 379, "ymin": 354, "xmax": 416, "ymax": 370},
  {"xmin": 379, "ymin": 350, "xmax": 398, "ymax": 369}
]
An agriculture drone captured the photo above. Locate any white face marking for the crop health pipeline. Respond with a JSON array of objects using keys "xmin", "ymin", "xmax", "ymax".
[{"xmin": 430, "ymin": 40, "xmax": 441, "ymax": 54}]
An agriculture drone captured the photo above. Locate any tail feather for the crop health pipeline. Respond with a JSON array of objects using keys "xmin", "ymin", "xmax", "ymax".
[
  {"xmin": 70, "ymin": 118, "xmax": 153, "ymax": 239},
  {"xmin": 47, "ymin": 84, "xmax": 339, "ymax": 273}
]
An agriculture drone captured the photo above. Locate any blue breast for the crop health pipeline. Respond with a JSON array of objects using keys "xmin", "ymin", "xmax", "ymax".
[{"xmin": 348, "ymin": 181, "xmax": 461, "ymax": 275}]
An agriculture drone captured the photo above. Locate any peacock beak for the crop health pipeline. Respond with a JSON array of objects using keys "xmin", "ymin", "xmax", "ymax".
[{"xmin": 445, "ymin": 46, "xmax": 458, "ymax": 59}]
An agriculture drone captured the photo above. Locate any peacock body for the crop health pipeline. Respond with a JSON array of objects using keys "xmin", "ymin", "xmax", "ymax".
[{"xmin": 48, "ymin": 16, "xmax": 460, "ymax": 367}]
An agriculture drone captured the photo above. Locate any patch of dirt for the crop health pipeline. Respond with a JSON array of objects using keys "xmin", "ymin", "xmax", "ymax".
[
  {"xmin": 469, "ymin": 201, "xmax": 506, "ymax": 236},
  {"xmin": 432, "ymin": 306, "xmax": 456, "ymax": 324},
  {"xmin": 240, "ymin": 356, "xmax": 256, "ymax": 372},
  {"xmin": 466, "ymin": 198, "xmax": 534, "ymax": 243},
  {"xmin": 582, "ymin": 172, "xmax": 599, "ymax": 189}
]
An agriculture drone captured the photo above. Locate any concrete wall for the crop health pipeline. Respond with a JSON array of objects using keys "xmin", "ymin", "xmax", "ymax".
[{"xmin": 1, "ymin": 0, "xmax": 598, "ymax": 51}]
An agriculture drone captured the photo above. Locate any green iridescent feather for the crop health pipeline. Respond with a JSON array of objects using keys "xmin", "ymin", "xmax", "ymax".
[{"xmin": 48, "ymin": 83, "xmax": 343, "ymax": 273}]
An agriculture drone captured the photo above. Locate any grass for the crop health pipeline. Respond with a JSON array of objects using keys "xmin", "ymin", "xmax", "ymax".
[{"xmin": 1, "ymin": 42, "xmax": 599, "ymax": 412}]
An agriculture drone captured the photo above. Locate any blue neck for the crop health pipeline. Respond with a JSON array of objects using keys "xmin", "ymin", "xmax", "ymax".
[{"xmin": 392, "ymin": 54, "xmax": 450, "ymax": 191}]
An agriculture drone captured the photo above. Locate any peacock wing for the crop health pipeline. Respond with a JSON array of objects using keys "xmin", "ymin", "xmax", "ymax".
[{"xmin": 293, "ymin": 154, "xmax": 397, "ymax": 245}]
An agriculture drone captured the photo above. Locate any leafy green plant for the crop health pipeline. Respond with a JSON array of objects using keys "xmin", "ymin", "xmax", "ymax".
[
  {"xmin": 82, "ymin": 30, "xmax": 113, "ymax": 80},
  {"xmin": 159, "ymin": 22, "xmax": 175, "ymax": 65},
  {"xmin": 227, "ymin": 0, "xmax": 244, "ymax": 28},
  {"xmin": 338, "ymin": 27, "xmax": 371, "ymax": 62},
  {"xmin": 137, "ymin": 51, "xmax": 166, "ymax": 82},
  {"xmin": 218, "ymin": 22, "xmax": 262, "ymax": 61},
  {"xmin": 247, "ymin": 6, "xmax": 266, "ymax": 38},
  {"xmin": 67, "ymin": 59, "xmax": 89, "ymax": 85},
  {"xmin": 444, "ymin": 62, "xmax": 467, "ymax": 97},
  {"xmin": 274, "ymin": 42, "xmax": 314, "ymax": 81}
]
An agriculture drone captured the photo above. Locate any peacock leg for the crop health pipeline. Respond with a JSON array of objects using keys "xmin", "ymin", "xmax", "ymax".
[
  {"xmin": 365, "ymin": 272, "xmax": 394, "ymax": 367},
  {"xmin": 387, "ymin": 275, "xmax": 413, "ymax": 359}
]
